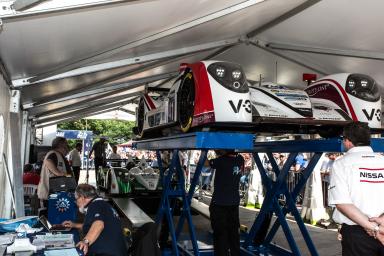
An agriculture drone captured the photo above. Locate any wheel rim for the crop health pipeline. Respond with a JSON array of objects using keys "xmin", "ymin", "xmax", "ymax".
[{"xmin": 178, "ymin": 72, "xmax": 195, "ymax": 131}]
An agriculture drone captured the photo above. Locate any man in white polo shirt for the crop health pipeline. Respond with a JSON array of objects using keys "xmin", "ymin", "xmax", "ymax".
[
  {"xmin": 69, "ymin": 142, "xmax": 82, "ymax": 183},
  {"xmin": 329, "ymin": 122, "xmax": 384, "ymax": 255}
]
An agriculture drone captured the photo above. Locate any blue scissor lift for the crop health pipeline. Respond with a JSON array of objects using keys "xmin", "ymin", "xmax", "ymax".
[
  {"xmin": 134, "ymin": 132, "xmax": 384, "ymax": 256},
  {"xmin": 244, "ymin": 139, "xmax": 345, "ymax": 256},
  {"xmin": 134, "ymin": 132, "xmax": 254, "ymax": 256},
  {"xmin": 244, "ymin": 138, "xmax": 384, "ymax": 256}
]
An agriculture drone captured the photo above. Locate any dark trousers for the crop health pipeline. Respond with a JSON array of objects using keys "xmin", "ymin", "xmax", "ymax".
[
  {"xmin": 209, "ymin": 204, "xmax": 240, "ymax": 256},
  {"xmin": 39, "ymin": 200, "xmax": 49, "ymax": 217},
  {"xmin": 72, "ymin": 166, "xmax": 81, "ymax": 184},
  {"xmin": 341, "ymin": 224, "xmax": 384, "ymax": 256},
  {"xmin": 94, "ymin": 157, "xmax": 104, "ymax": 183}
]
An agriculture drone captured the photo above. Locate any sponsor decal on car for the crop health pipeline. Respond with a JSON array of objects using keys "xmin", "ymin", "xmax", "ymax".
[
  {"xmin": 228, "ymin": 99, "xmax": 252, "ymax": 114},
  {"xmin": 362, "ymin": 108, "xmax": 381, "ymax": 122},
  {"xmin": 192, "ymin": 112, "xmax": 215, "ymax": 126},
  {"xmin": 306, "ymin": 84, "xmax": 329, "ymax": 96},
  {"xmin": 282, "ymin": 96, "xmax": 309, "ymax": 101}
]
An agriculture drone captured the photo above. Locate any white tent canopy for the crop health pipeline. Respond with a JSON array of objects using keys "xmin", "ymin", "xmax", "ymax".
[
  {"xmin": 86, "ymin": 109, "xmax": 136, "ymax": 121},
  {"xmin": 2, "ymin": 0, "xmax": 384, "ymax": 127}
]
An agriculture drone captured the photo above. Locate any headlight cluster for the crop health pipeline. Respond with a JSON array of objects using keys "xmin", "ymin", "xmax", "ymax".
[
  {"xmin": 346, "ymin": 74, "xmax": 380, "ymax": 102},
  {"xmin": 216, "ymin": 67, "xmax": 225, "ymax": 78},
  {"xmin": 207, "ymin": 62, "xmax": 248, "ymax": 93}
]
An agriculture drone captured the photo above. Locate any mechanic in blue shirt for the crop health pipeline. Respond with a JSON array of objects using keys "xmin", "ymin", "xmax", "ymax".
[
  {"xmin": 294, "ymin": 153, "xmax": 308, "ymax": 172},
  {"xmin": 209, "ymin": 150, "xmax": 244, "ymax": 256},
  {"xmin": 62, "ymin": 184, "xmax": 127, "ymax": 256},
  {"xmin": 291, "ymin": 153, "xmax": 307, "ymax": 204}
]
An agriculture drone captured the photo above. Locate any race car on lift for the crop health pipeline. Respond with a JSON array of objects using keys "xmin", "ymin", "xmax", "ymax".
[
  {"xmin": 133, "ymin": 59, "xmax": 381, "ymax": 138},
  {"xmin": 305, "ymin": 73, "xmax": 381, "ymax": 130},
  {"xmin": 248, "ymin": 73, "xmax": 381, "ymax": 137},
  {"xmin": 133, "ymin": 60, "xmax": 252, "ymax": 138},
  {"xmin": 248, "ymin": 82, "xmax": 351, "ymax": 136}
]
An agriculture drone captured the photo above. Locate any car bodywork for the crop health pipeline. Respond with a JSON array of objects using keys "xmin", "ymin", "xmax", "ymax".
[
  {"xmin": 129, "ymin": 157, "xmax": 160, "ymax": 191},
  {"xmin": 101, "ymin": 157, "xmax": 160, "ymax": 195},
  {"xmin": 305, "ymin": 73, "xmax": 381, "ymax": 129},
  {"xmin": 133, "ymin": 60, "xmax": 252, "ymax": 138},
  {"xmin": 248, "ymin": 83, "xmax": 351, "ymax": 136},
  {"xmin": 249, "ymin": 73, "xmax": 381, "ymax": 135},
  {"xmin": 133, "ymin": 61, "xmax": 382, "ymax": 138}
]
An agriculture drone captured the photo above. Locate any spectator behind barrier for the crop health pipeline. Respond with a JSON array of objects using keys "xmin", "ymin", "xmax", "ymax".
[{"xmin": 109, "ymin": 145, "xmax": 121, "ymax": 160}]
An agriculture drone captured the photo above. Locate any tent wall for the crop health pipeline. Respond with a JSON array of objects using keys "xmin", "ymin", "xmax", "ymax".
[
  {"xmin": 0, "ymin": 75, "xmax": 15, "ymax": 217},
  {"xmin": 8, "ymin": 109, "xmax": 25, "ymax": 217}
]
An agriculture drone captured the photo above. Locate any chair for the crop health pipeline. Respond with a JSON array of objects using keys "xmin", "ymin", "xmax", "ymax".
[
  {"xmin": 23, "ymin": 184, "xmax": 38, "ymax": 196},
  {"xmin": 23, "ymin": 184, "xmax": 38, "ymax": 215}
]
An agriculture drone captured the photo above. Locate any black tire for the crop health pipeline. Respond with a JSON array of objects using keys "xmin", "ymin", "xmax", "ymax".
[
  {"xmin": 318, "ymin": 126, "xmax": 343, "ymax": 138},
  {"xmin": 136, "ymin": 97, "xmax": 145, "ymax": 138},
  {"xmin": 178, "ymin": 72, "xmax": 195, "ymax": 132}
]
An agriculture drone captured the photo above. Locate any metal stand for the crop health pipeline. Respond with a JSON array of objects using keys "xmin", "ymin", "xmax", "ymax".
[
  {"xmin": 134, "ymin": 132, "xmax": 254, "ymax": 256},
  {"xmin": 243, "ymin": 138, "xmax": 384, "ymax": 256}
]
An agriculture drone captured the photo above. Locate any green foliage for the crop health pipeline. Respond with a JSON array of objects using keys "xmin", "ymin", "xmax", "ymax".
[{"xmin": 58, "ymin": 119, "xmax": 136, "ymax": 145}]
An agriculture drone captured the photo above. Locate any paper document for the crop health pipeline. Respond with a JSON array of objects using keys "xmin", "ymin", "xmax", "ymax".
[
  {"xmin": 0, "ymin": 234, "xmax": 14, "ymax": 245},
  {"xmin": 44, "ymin": 248, "xmax": 79, "ymax": 256}
]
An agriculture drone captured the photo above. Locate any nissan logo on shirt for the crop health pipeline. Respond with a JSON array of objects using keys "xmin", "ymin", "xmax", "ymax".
[{"xmin": 359, "ymin": 167, "xmax": 384, "ymax": 183}]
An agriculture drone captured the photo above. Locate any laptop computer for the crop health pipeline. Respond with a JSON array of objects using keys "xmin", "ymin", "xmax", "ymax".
[{"xmin": 39, "ymin": 216, "xmax": 71, "ymax": 232}]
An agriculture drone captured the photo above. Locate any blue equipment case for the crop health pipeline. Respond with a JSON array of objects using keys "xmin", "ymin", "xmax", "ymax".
[{"xmin": 48, "ymin": 191, "xmax": 77, "ymax": 225}]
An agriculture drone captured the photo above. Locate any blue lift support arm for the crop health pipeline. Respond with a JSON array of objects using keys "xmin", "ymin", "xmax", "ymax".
[{"xmin": 133, "ymin": 132, "xmax": 254, "ymax": 256}]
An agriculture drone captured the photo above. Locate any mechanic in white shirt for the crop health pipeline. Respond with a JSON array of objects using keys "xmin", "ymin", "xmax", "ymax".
[
  {"xmin": 68, "ymin": 142, "xmax": 82, "ymax": 183},
  {"xmin": 109, "ymin": 145, "xmax": 121, "ymax": 160},
  {"xmin": 320, "ymin": 152, "xmax": 339, "ymax": 207},
  {"xmin": 328, "ymin": 122, "xmax": 384, "ymax": 255}
]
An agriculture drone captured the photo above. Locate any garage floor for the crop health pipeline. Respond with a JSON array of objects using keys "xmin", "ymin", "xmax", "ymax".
[
  {"xmin": 239, "ymin": 207, "xmax": 342, "ymax": 256},
  {"xmin": 186, "ymin": 200, "xmax": 342, "ymax": 256},
  {"xmin": 81, "ymin": 169, "xmax": 342, "ymax": 255}
]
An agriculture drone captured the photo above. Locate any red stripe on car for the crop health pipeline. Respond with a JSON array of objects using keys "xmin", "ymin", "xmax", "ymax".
[
  {"xmin": 187, "ymin": 62, "xmax": 214, "ymax": 122},
  {"xmin": 144, "ymin": 94, "xmax": 156, "ymax": 110},
  {"xmin": 313, "ymin": 79, "xmax": 358, "ymax": 121}
]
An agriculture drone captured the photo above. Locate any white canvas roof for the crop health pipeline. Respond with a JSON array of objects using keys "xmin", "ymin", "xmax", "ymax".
[{"xmin": 1, "ymin": 0, "xmax": 383, "ymax": 126}]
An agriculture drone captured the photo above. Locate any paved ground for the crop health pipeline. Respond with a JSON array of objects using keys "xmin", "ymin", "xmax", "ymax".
[
  {"xmin": 239, "ymin": 207, "xmax": 342, "ymax": 256},
  {"xmin": 78, "ymin": 168, "xmax": 97, "ymax": 186},
  {"xmin": 81, "ymin": 169, "xmax": 342, "ymax": 255},
  {"xmin": 191, "ymin": 196, "xmax": 342, "ymax": 256}
]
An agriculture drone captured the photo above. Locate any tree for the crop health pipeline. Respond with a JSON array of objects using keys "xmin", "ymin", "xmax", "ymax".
[{"xmin": 58, "ymin": 119, "xmax": 136, "ymax": 145}]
